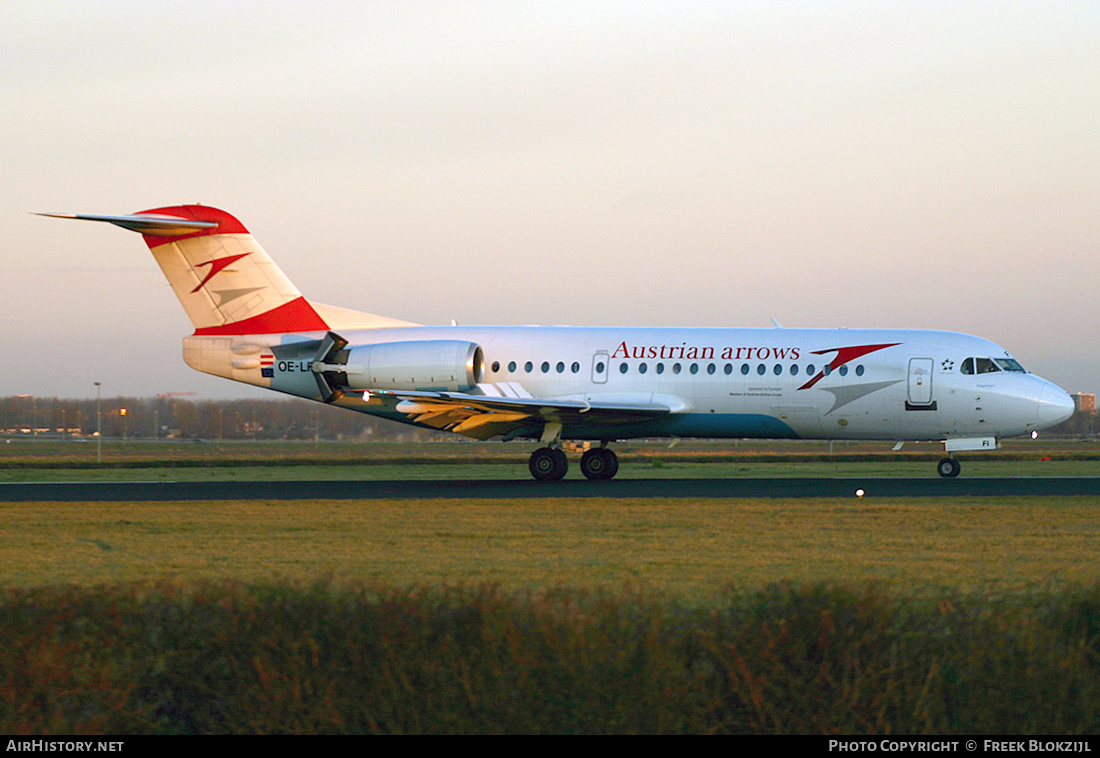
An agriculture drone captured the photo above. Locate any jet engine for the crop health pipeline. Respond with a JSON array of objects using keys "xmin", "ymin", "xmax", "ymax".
[{"xmin": 311, "ymin": 333, "xmax": 483, "ymax": 400}]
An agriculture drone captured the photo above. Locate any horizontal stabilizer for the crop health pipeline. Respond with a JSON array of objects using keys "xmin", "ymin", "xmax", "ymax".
[{"xmin": 35, "ymin": 212, "xmax": 217, "ymax": 236}]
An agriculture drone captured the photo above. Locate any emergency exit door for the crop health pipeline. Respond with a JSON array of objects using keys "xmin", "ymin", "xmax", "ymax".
[{"xmin": 591, "ymin": 351, "xmax": 609, "ymax": 384}]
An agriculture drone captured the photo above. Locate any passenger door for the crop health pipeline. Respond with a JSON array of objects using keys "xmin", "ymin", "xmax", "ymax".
[{"xmin": 906, "ymin": 357, "xmax": 936, "ymax": 410}]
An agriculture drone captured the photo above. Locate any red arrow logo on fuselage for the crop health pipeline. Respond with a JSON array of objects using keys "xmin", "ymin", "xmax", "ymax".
[
  {"xmin": 797, "ymin": 343, "xmax": 901, "ymax": 390},
  {"xmin": 190, "ymin": 252, "xmax": 251, "ymax": 293}
]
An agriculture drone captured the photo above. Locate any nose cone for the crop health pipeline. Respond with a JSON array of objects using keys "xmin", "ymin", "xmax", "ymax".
[{"xmin": 1037, "ymin": 384, "xmax": 1075, "ymax": 428}]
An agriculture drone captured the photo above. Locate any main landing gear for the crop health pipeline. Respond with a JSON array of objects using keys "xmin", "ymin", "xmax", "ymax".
[
  {"xmin": 528, "ymin": 445, "xmax": 620, "ymax": 481},
  {"xmin": 528, "ymin": 447, "xmax": 569, "ymax": 480}
]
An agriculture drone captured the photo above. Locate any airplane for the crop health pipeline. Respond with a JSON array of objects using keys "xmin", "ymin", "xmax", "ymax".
[{"xmin": 39, "ymin": 204, "xmax": 1075, "ymax": 480}]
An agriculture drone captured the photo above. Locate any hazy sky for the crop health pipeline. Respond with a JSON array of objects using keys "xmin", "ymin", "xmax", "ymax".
[{"xmin": 4, "ymin": 1, "xmax": 1097, "ymax": 400}]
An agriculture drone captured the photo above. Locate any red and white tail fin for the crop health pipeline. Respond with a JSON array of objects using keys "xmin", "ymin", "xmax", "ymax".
[{"xmin": 38, "ymin": 205, "xmax": 416, "ymax": 334}]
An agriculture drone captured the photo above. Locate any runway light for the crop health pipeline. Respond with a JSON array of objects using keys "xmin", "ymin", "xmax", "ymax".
[{"xmin": 855, "ymin": 489, "xmax": 865, "ymax": 498}]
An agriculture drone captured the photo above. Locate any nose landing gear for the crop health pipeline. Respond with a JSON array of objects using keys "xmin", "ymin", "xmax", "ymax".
[{"xmin": 936, "ymin": 457, "xmax": 961, "ymax": 478}]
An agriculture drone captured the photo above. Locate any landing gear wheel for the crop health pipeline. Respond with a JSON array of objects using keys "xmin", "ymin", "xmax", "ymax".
[
  {"xmin": 937, "ymin": 458, "xmax": 961, "ymax": 478},
  {"xmin": 580, "ymin": 448, "xmax": 619, "ymax": 480},
  {"xmin": 529, "ymin": 447, "xmax": 568, "ymax": 481}
]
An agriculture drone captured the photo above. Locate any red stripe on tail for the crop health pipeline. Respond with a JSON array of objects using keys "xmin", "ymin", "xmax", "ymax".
[
  {"xmin": 137, "ymin": 205, "xmax": 250, "ymax": 247},
  {"xmin": 193, "ymin": 297, "xmax": 329, "ymax": 335}
]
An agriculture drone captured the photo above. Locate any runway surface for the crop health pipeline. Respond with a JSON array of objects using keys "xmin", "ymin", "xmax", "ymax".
[{"xmin": 3, "ymin": 477, "xmax": 1100, "ymax": 501}]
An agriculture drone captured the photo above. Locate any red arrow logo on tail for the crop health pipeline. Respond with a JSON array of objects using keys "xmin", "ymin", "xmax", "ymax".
[{"xmin": 191, "ymin": 252, "xmax": 251, "ymax": 293}]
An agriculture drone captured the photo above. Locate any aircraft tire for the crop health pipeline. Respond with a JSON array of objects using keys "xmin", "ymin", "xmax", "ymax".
[
  {"xmin": 580, "ymin": 448, "xmax": 619, "ymax": 480},
  {"xmin": 529, "ymin": 447, "xmax": 568, "ymax": 481},
  {"xmin": 936, "ymin": 458, "xmax": 961, "ymax": 478}
]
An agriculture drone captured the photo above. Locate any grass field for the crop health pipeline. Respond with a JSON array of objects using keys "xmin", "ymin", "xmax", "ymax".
[
  {"xmin": 1, "ymin": 437, "xmax": 1097, "ymax": 480},
  {"xmin": 2, "ymin": 441, "xmax": 1100, "ymax": 733},
  {"xmin": 1, "ymin": 439, "xmax": 1098, "ymax": 596},
  {"xmin": 3, "ymin": 497, "xmax": 1099, "ymax": 600}
]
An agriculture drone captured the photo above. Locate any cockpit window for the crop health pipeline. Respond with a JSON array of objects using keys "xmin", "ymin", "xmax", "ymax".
[
  {"xmin": 994, "ymin": 358, "xmax": 1026, "ymax": 372},
  {"xmin": 974, "ymin": 358, "xmax": 1000, "ymax": 374},
  {"xmin": 962, "ymin": 356, "xmax": 1018, "ymax": 375}
]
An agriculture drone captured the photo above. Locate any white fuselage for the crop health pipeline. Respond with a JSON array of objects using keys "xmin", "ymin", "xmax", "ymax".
[
  {"xmin": 44, "ymin": 204, "xmax": 1078, "ymax": 478},
  {"xmin": 185, "ymin": 325, "xmax": 1073, "ymax": 444}
]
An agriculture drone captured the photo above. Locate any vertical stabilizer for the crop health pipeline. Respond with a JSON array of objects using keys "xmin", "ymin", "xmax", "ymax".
[
  {"xmin": 38, "ymin": 205, "xmax": 417, "ymax": 334},
  {"xmin": 135, "ymin": 205, "xmax": 328, "ymax": 334}
]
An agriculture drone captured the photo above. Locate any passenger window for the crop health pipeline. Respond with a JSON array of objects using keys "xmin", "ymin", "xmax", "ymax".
[
  {"xmin": 639, "ymin": 362, "xmax": 648, "ymax": 374},
  {"xmin": 707, "ymin": 363, "xmax": 716, "ymax": 375},
  {"xmin": 541, "ymin": 361, "xmax": 550, "ymax": 373},
  {"xmin": 790, "ymin": 364, "xmax": 799, "ymax": 376},
  {"xmin": 556, "ymin": 362, "xmax": 565, "ymax": 373},
  {"xmin": 724, "ymin": 363, "xmax": 733, "ymax": 375},
  {"xmin": 571, "ymin": 362, "xmax": 580, "ymax": 373},
  {"xmin": 491, "ymin": 361, "xmax": 500, "ymax": 373},
  {"xmin": 756, "ymin": 364, "xmax": 766, "ymax": 375},
  {"xmin": 773, "ymin": 364, "xmax": 782, "ymax": 376},
  {"xmin": 690, "ymin": 363, "xmax": 699, "ymax": 375},
  {"xmin": 508, "ymin": 361, "xmax": 517, "ymax": 373},
  {"xmin": 741, "ymin": 364, "xmax": 750, "ymax": 375},
  {"xmin": 656, "ymin": 363, "xmax": 665, "ymax": 374},
  {"xmin": 673, "ymin": 363, "xmax": 682, "ymax": 374},
  {"xmin": 806, "ymin": 364, "xmax": 815, "ymax": 375},
  {"xmin": 619, "ymin": 363, "xmax": 629, "ymax": 374},
  {"xmin": 595, "ymin": 361, "xmax": 605, "ymax": 374},
  {"xmin": 838, "ymin": 365, "xmax": 848, "ymax": 376},
  {"xmin": 524, "ymin": 361, "xmax": 533, "ymax": 373},
  {"xmin": 855, "ymin": 365, "xmax": 864, "ymax": 376}
]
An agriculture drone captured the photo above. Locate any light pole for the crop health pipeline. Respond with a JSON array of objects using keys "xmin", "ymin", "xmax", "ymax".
[
  {"xmin": 94, "ymin": 381, "xmax": 102, "ymax": 464},
  {"xmin": 16, "ymin": 394, "xmax": 31, "ymax": 435}
]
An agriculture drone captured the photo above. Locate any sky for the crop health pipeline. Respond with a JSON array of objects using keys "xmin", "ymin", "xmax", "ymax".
[{"xmin": 3, "ymin": 1, "xmax": 1097, "ymax": 400}]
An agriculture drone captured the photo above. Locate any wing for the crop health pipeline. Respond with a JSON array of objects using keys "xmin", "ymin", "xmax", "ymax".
[{"xmin": 364, "ymin": 390, "xmax": 675, "ymax": 440}]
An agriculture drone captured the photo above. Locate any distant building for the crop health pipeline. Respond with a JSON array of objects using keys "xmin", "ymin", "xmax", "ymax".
[{"xmin": 1072, "ymin": 393, "xmax": 1096, "ymax": 414}]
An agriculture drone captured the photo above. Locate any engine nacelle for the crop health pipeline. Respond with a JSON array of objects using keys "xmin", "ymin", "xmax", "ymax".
[{"xmin": 338, "ymin": 340, "xmax": 484, "ymax": 392}]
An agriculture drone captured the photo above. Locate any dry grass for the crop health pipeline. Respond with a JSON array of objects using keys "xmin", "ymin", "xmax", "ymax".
[
  {"xmin": 3, "ymin": 579, "xmax": 1100, "ymax": 734},
  {"xmin": 4, "ymin": 443, "xmax": 1099, "ymax": 733},
  {"xmin": 3, "ymin": 497, "xmax": 1099, "ymax": 600},
  {"xmin": 4, "ymin": 485, "xmax": 1100, "ymax": 733}
]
